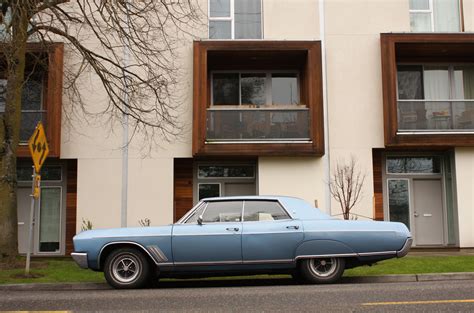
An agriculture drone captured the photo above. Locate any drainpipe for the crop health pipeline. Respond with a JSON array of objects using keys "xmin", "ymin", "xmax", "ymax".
[
  {"xmin": 121, "ymin": 1, "xmax": 130, "ymax": 227},
  {"xmin": 319, "ymin": 0, "xmax": 331, "ymax": 215}
]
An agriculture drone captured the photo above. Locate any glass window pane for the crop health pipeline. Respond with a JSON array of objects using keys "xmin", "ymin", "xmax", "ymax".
[
  {"xmin": 17, "ymin": 165, "xmax": 62, "ymax": 181},
  {"xmin": 210, "ymin": 0, "xmax": 230, "ymax": 17},
  {"xmin": 387, "ymin": 157, "xmax": 441, "ymax": 174},
  {"xmin": 21, "ymin": 78, "xmax": 43, "ymax": 110},
  {"xmin": 212, "ymin": 73, "xmax": 239, "ymax": 105},
  {"xmin": 244, "ymin": 201, "xmax": 290, "ymax": 221},
  {"xmin": 397, "ymin": 66, "xmax": 423, "ymax": 100},
  {"xmin": 185, "ymin": 203, "xmax": 207, "ymax": 224},
  {"xmin": 409, "ymin": 0, "xmax": 430, "ymax": 10},
  {"xmin": 433, "ymin": 0, "xmax": 460, "ymax": 32},
  {"xmin": 410, "ymin": 12, "xmax": 432, "ymax": 32},
  {"xmin": 272, "ymin": 74, "xmax": 299, "ymax": 105},
  {"xmin": 198, "ymin": 165, "xmax": 255, "ymax": 178},
  {"xmin": 235, "ymin": 0, "xmax": 262, "ymax": 39},
  {"xmin": 388, "ymin": 180, "xmax": 410, "ymax": 230},
  {"xmin": 202, "ymin": 201, "xmax": 242, "ymax": 223},
  {"xmin": 39, "ymin": 188, "xmax": 61, "ymax": 252},
  {"xmin": 209, "ymin": 20, "xmax": 231, "ymax": 39},
  {"xmin": 241, "ymin": 74, "xmax": 266, "ymax": 106},
  {"xmin": 423, "ymin": 66, "xmax": 450, "ymax": 99},
  {"xmin": 20, "ymin": 112, "xmax": 45, "ymax": 142},
  {"xmin": 199, "ymin": 183, "xmax": 220, "ymax": 201},
  {"xmin": 453, "ymin": 66, "xmax": 474, "ymax": 100}
]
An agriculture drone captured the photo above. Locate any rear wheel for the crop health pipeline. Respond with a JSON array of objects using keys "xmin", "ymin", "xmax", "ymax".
[
  {"xmin": 104, "ymin": 248, "xmax": 150, "ymax": 289},
  {"xmin": 299, "ymin": 257, "xmax": 345, "ymax": 284}
]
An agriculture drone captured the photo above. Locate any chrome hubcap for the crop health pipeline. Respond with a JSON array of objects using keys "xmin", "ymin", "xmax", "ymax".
[
  {"xmin": 112, "ymin": 255, "xmax": 140, "ymax": 283},
  {"xmin": 309, "ymin": 257, "xmax": 337, "ymax": 277}
]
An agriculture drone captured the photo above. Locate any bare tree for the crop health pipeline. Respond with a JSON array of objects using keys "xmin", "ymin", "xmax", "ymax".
[
  {"xmin": 329, "ymin": 156, "xmax": 366, "ymax": 220},
  {"xmin": 0, "ymin": 0, "xmax": 202, "ymax": 260}
]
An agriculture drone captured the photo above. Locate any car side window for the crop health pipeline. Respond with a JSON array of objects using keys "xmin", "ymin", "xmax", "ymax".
[
  {"xmin": 202, "ymin": 201, "xmax": 243, "ymax": 223},
  {"xmin": 243, "ymin": 201, "xmax": 290, "ymax": 221},
  {"xmin": 184, "ymin": 203, "xmax": 207, "ymax": 224}
]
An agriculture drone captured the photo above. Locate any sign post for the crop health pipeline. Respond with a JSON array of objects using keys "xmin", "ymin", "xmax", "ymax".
[{"xmin": 25, "ymin": 122, "xmax": 49, "ymax": 275}]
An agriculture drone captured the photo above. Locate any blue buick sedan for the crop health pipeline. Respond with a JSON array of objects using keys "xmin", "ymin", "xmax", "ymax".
[{"xmin": 72, "ymin": 196, "xmax": 412, "ymax": 289}]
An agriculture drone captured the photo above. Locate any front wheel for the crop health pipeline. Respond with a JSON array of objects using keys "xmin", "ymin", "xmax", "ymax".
[
  {"xmin": 299, "ymin": 257, "xmax": 345, "ymax": 284},
  {"xmin": 104, "ymin": 248, "xmax": 150, "ymax": 289}
]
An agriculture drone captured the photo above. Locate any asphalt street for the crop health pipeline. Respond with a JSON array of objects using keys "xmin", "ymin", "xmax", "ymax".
[{"xmin": 1, "ymin": 279, "xmax": 474, "ymax": 312}]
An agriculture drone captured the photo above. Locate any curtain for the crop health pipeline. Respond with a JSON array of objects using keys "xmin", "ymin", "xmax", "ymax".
[
  {"xmin": 424, "ymin": 66, "xmax": 450, "ymax": 129},
  {"xmin": 433, "ymin": 0, "xmax": 460, "ymax": 31},
  {"xmin": 234, "ymin": 0, "xmax": 261, "ymax": 39}
]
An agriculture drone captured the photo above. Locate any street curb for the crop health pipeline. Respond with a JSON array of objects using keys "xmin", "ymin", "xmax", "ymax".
[{"xmin": 1, "ymin": 272, "xmax": 473, "ymax": 291}]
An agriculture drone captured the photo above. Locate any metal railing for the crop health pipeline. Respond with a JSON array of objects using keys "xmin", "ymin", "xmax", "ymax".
[
  {"xmin": 397, "ymin": 100, "xmax": 474, "ymax": 133},
  {"xmin": 206, "ymin": 107, "xmax": 310, "ymax": 142}
]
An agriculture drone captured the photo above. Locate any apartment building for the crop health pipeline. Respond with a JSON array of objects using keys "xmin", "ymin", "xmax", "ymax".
[{"xmin": 13, "ymin": 0, "xmax": 474, "ymax": 256}]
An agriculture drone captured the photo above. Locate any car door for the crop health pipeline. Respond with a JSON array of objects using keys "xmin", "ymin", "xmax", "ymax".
[
  {"xmin": 242, "ymin": 200, "xmax": 303, "ymax": 262},
  {"xmin": 172, "ymin": 200, "xmax": 243, "ymax": 264}
]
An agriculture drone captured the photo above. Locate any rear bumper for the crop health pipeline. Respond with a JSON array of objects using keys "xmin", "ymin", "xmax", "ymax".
[
  {"xmin": 396, "ymin": 238, "xmax": 413, "ymax": 258},
  {"xmin": 71, "ymin": 252, "xmax": 89, "ymax": 269}
]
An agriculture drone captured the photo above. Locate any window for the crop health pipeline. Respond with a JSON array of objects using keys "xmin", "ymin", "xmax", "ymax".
[
  {"xmin": 386, "ymin": 156, "xmax": 441, "ymax": 174},
  {"xmin": 0, "ymin": 73, "xmax": 45, "ymax": 143},
  {"xmin": 212, "ymin": 72, "xmax": 300, "ymax": 107},
  {"xmin": 243, "ymin": 201, "xmax": 290, "ymax": 221},
  {"xmin": 397, "ymin": 65, "xmax": 474, "ymax": 131},
  {"xmin": 17, "ymin": 165, "xmax": 62, "ymax": 182},
  {"xmin": 198, "ymin": 165, "xmax": 255, "ymax": 178},
  {"xmin": 198, "ymin": 183, "xmax": 221, "ymax": 200},
  {"xmin": 209, "ymin": 0, "xmax": 262, "ymax": 39},
  {"xmin": 201, "ymin": 201, "xmax": 243, "ymax": 223},
  {"xmin": 185, "ymin": 202, "xmax": 207, "ymax": 224},
  {"xmin": 409, "ymin": 0, "xmax": 461, "ymax": 32},
  {"xmin": 387, "ymin": 179, "xmax": 410, "ymax": 229}
]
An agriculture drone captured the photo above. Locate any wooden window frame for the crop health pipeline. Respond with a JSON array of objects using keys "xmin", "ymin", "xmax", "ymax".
[
  {"xmin": 380, "ymin": 33, "xmax": 474, "ymax": 147},
  {"xmin": 3, "ymin": 43, "xmax": 64, "ymax": 157},
  {"xmin": 193, "ymin": 40, "xmax": 324, "ymax": 156}
]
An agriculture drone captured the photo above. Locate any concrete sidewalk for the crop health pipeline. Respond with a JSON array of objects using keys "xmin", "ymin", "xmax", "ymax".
[{"xmin": 1, "ymin": 272, "xmax": 473, "ymax": 291}]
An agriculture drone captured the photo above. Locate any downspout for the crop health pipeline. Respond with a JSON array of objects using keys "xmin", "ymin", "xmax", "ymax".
[
  {"xmin": 319, "ymin": 0, "xmax": 331, "ymax": 215},
  {"xmin": 121, "ymin": 1, "xmax": 130, "ymax": 227}
]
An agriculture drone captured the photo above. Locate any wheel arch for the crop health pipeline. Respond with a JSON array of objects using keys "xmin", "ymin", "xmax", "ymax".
[{"xmin": 98, "ymin": 241, "xmax": 158, "ymax": 270}]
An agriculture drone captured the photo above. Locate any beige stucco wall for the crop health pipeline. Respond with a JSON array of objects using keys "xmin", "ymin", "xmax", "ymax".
[
  {"xmin": 258, "ymin": 157, "xmax": 327, "ymax": 212},
  {"xmin": 263, "ymin": 0, "xmax": 319, "ymax": 39},
  {"xmin": 324, "ymin": 0, "xmax": 409, "ymax": 218},
  {"xmin": 454, "ymin": 148, "xmax": 474, "ymax": 248}
]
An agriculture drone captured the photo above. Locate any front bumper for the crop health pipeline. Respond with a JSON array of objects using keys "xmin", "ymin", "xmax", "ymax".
[
  {"xmin": 71, "ymin": 252, "xmax": 89, "ymax": 269},
  {"xmin": 396, "ymin": 238, "xmax": 413, "ymax": 258}
]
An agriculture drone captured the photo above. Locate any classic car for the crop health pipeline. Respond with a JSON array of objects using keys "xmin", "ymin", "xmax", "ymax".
[{"xmin": 72, "ymin": 196, "xmax": 412, "ymax": 289}]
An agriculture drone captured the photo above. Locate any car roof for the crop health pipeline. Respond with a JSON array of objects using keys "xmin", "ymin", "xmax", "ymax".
[{"xmin": 201, "ymin": 195, "xmax": 333, "ymax": 220}]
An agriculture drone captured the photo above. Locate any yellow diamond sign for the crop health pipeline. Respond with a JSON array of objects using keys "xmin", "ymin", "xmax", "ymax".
[{"xmin": 28, "ymin": 122, "xmax": 49, "ymax": 173}]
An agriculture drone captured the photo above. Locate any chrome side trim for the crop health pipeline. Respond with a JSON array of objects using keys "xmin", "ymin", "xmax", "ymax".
[
  {"xmin": 71, "ymin": 252, "xmax": 88, "ymax": 269},
  {"xmin": 357, "ymin": 251, "xmax": 397, "ymax": 257},
  {"xmin": 98, "ymin": 241, "xmax": 160, "ymax": 267},
  {"xmin": 173, "ymin": 260, "xmax": 242, "ymax": 266},
  {"xmin": 397, "ymin": 238, "xmax": 413, "ymax": 258},
  {"xmin": 173, "ymin": 259, "xmax": 295, "ymax": 266},
  {"xmin": 147, "ymin": 245, "xmax": 169, "ymax": 262},
  {"xmin": 295, "ymin": 253, "xmax": 358, "ymax": 260},
  {"xmin": 173, "ymin": 232, "xmax": 240, "ymax": 236}
]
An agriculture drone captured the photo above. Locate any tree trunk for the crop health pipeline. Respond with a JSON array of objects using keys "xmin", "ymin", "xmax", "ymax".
[{"xmin": 0, "ymin": 4, "xmax": 29, "ymax": 260}]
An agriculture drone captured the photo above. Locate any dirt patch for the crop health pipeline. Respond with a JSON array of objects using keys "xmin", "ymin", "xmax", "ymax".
[
  {"xmin": 0, "ymin": 260, "xmax": 49, "ymax": 270},
  {"xmin": 11, "ymin": 272, "xmax": 45, "ymax": 279}
]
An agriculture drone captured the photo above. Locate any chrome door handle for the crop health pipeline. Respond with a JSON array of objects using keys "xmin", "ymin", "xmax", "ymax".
[
  {"xmin": 226, "ymin": 227, "xmax": 239, "ymax": 231},
  {"xmin": 414, "ymin": 212, "xmax": 419, "ymax": 217},
  {"xmin": 286, "ymin": 225, "xmax": 300, "ymax": 230}
]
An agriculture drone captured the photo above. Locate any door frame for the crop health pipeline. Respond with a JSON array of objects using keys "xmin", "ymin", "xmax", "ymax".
[
  {"xmin": 17, "ymin": 160, "xmax": 67, "ymax": 256},
  {"xmin": 382, "ymin": 153, "xmax": 449, "ymax": 247}
]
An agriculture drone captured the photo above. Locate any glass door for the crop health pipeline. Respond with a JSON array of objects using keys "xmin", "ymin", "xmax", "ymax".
[
  {"xmin": 38, "ymin": 187, "xmax": 62, "ymax": 253},
  {"xmin": 387, "ymin": 179, "xmax": 411, "ymax": 230}
]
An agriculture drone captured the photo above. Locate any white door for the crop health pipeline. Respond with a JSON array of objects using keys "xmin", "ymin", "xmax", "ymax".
[{"xmin": 413, "ymin": 179, "xmax": 445, "ymax": 246}]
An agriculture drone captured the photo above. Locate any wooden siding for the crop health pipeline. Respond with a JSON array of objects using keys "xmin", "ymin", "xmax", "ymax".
[
  {"xmin": 192, "ymin": 40, "xmax": 324, "ymax": 156},
  {"xmin": 372, "ymin": 149, "xmax": 384, "ymax": 221},
  {"xmin": 380, "ymin": 33, "xmax": 474, "ymax": 147},
  {"xmin": 173, "ymin": 158, "xmax": 193, "ymax": 222},
  {"xmin": 65, "ymin": 159, "xmax": 77, "ymax": 255}
]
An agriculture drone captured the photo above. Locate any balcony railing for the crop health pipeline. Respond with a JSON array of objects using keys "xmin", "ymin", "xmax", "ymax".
[
  {"xmin": 397, "ymin": 100, "xmax": 474, "ymax": 133},
  {"xmin": 206, "ymin": 107, "xmax": 310, "ymax": 142}
]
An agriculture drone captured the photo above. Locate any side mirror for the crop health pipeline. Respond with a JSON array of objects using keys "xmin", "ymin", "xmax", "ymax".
[{"xmin": 197, "ymin": 215, "xmax": 203, "ymax": 225}]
